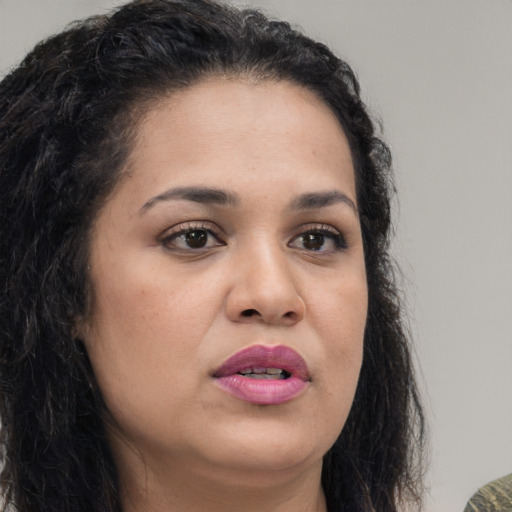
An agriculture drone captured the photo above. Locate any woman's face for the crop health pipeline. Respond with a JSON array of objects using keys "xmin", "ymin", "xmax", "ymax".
[{"xmin": 81, "ymin": 78, "xmax": 367, "ymax": 487}]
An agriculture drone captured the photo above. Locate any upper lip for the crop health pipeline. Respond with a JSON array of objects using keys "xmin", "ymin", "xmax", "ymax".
[{"xmin": 213, "ymin": 344, "xmax": 310, "ymax": 381}]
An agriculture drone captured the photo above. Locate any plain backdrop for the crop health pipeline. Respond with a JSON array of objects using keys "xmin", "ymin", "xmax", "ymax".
[{"xmin": 1, "ymin": 1, "xmax": 511, "ymax": 511}]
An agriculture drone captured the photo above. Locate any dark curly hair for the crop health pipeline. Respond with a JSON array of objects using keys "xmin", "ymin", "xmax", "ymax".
[{"xmin": 0, "ymin": 1, "xmax": 425, "ymax": 511}]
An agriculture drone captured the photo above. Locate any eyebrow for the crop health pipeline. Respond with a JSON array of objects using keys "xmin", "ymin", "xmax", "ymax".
[
  {"xmin": 289, "ymin": 190, "xmax": 358, "ymax": 213},
  {"xmin": 140, "ymin": 186, "xmax": 239, "ymax": 213},
  {"xmin": 140, "ymin": 186, "xmax": 357, "ymax": 215}
]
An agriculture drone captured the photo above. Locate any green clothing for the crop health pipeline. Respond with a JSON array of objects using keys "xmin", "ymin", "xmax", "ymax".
[{"xmin": 464, "ymin": 474, "xmax": 512, "ymax": 512}]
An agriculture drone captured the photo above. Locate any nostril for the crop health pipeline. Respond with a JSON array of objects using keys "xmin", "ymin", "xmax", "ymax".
[{"xmin": 241, "ymin": 309, "xmax": 259, "ymax": 317}]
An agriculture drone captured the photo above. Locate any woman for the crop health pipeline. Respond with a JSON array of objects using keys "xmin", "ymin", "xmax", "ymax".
[{"xmin": 0, "ymin": 1, "xmax": 425, "ymax": 511}]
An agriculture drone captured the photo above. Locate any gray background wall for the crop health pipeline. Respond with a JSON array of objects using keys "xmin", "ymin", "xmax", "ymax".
[{"xmin": 1, "ymin": 1, "xmax": 511, "ymax": 511}]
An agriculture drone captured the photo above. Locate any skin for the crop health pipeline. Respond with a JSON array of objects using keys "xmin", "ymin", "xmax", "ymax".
[{"xmin": 80, "ymin": 78, "xmax": 368, "ymax": 512}]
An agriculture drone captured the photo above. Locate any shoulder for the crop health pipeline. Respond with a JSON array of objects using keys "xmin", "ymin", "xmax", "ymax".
[{"xmin": 464, "ymin": 474, "xmax": 512, "ymax": 512}]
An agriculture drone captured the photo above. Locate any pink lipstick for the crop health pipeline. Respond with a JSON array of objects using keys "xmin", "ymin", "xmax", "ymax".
[{"xmin": 213, "ymin": 345, "xmax": 309, "ymax": 405}]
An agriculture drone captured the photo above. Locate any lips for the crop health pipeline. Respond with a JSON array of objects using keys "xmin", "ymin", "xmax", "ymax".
[{"xmin": 213, "ymin": 345, "xmax": 310, "ymax": 405}]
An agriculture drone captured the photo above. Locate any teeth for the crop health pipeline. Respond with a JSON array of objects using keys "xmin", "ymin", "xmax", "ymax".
[
  {"xmin": 249, "ymin": 373, "xmax": 283, "ymax": 379},
  {"xmin": 237, "ymin": 367, "xmax": 286, "ymax": 379}
]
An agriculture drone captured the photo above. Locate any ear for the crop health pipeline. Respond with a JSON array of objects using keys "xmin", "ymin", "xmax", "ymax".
[
  {"xmin": 72, "ymin": 313, "xmax": 90, "ymax": 342},
  {"xmin": 72, "ymin": 276, "xmax": 94, "ymax": 342}
]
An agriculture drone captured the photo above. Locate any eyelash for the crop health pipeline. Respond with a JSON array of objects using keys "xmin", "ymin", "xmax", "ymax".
[
  {"xmin": 160, "ymin": 222, "xmax": 347, "ymax": 253},
  {"xmin": 289, "ymin": 224, "xmax": 347, "ymax": 253},
  {"xmin": 160, "ymin": 222, "xmax": 225, "ymax": 251}
]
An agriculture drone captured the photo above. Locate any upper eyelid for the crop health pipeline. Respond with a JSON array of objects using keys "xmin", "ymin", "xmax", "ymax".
[
  {"xmin": 289, "ymin": 223, "xmax": 348, "ymax": 249},
  {"xmin": 292, "ymin": 223, "xmax": 342, "ymax": 236},
  {"xmin": 160, "ymin": 222, "xmax": 226, "ymax": 252},
  {"xmin": 159, "ymin": 221, "xmax": 346, "ymax": 242},
  {"xmin": 161, "ymin": 221, "xmax": 222, "ymax": 238}
]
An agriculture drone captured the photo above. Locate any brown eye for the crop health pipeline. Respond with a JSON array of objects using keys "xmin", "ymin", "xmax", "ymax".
[
  {"xmin": 302, "ymin": 232, "xmax": 325, "ymax": 251},
  {"xmin": 162, "ymin": 226, "xmax": 224, "ymax": 251},
  {"xmin": 184, "ymin": 230, "xmax": 208, "ymax": 248},
  {"xmin": 289, "ymin": 228, "xmax": 346, "ymax": 252}
]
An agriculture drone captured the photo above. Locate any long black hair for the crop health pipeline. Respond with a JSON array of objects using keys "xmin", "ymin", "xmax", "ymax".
[{"xmin": 0, "ymin": 1, "xmax": 425, "ymax": 510}]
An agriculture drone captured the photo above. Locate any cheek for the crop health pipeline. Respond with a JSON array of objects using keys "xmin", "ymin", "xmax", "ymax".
[
  {"xmin": 307, "ymin": 269, "xmax": 367, "ymax": 408},
  {"xmin": 82, "ymin": 279, "xmax": 214, "ymax": 447},
  {"xmin": 309, "ymin": 266, "xmax": 368, "ymax": 346},
  {"xmin": 88, "ymin": 259, "xmax": 217, "ymax": 343},
  {"xmin": 82, "ymin": 267, "xmax": 217, "ymax": 407}
]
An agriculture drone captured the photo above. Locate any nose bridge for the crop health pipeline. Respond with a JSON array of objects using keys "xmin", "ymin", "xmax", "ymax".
[
  {"xmin": 248, "ymin": 238, "xmax": 294, "ymax": 296},
  {"xmin": 227, "ymin": 233, "xmax": 305, "ymax": 325}
]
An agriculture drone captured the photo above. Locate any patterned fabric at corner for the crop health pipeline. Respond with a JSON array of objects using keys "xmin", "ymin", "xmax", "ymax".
[{"xmin": 464, "ymin": 473, "xmax": 512, "ymax": 512}]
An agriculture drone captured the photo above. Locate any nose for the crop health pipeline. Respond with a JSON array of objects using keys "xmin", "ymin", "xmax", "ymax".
[{"xmin": 225, "ymin": 242, "xmax": 306, "ymax": 327}]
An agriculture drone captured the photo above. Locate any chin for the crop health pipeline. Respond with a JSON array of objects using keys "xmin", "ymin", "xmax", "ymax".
[{"xmin": 198, "ymin": 416, "xmax": 338, "ymax": 479}]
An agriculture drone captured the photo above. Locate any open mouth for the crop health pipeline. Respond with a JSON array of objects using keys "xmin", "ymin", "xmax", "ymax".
[
  {"xmin": 237, "ymin": 367, "xmax": 291, "ymax": 379},
  {"xmin": 213, "ymin": 345, "xmax": 309, "ymax": 405}
]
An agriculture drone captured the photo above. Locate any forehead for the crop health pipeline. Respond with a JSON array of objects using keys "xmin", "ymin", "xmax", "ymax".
[
  {"xmin": 116, "ymin": 77, "xmax": 356, "ymax": 211},
  {"xmin": 138, "ymin": 77, "xmax": 348, "ymax": 151}
]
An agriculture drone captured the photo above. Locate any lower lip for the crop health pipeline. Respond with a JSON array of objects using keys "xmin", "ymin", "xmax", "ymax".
[{"xmin": 214, "ymin": 375, "xmax": 308, "ymax": 405}]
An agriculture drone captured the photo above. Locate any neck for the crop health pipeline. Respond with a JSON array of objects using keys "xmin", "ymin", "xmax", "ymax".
[{"xmin": 116, "ymin": 447, "xmax": 327, "ymax": 512}]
